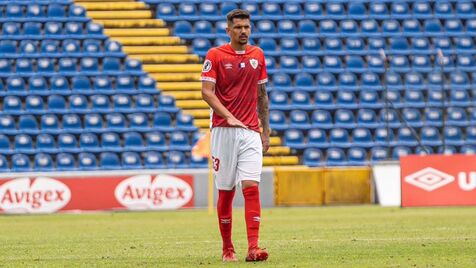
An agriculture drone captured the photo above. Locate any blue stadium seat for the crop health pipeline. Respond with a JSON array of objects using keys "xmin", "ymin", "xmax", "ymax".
[
  {"xmin": 195, "ymin": 20, "xmax": 213, "ymax": 36},
  {"xmin": 304, "ymin": 2, "xmax": 323, "ymax": 19},
  {"xmin": 319, "ymin": 20, "xmax": 338, "ymax": 36},
  {"xmin": 324, "ymin": 38, "xmax": 343, "ymax": 55},
  {"xmin": 91, "ymin": 94, "xmax": 110, "ymax": 112},
  {"xmin": 291, "ymin": 91, "xmax": 313, "ymax": 110},
  {"xmin": 158, "ymin": 95, "xmax": 178, "ymax": 113},
  {"xmin": 412, "ymin": 55, "xmax": 432, "ymax": 73},
  {"xmin": 392, "ymin": 146, "xmax": 412, "ymax": 160},
  {"xmin": 144, "ymin": 151, "xmax": 166, "ymax": 169},
  {"xmin": 265, "ymin": 56, "xmax": 276, "ymax": 73},
  {"xmin": 84, "ymin": 39, "xmax": 101, "ymax": 54},
  {"xmin": 404, "ymin": 90, "xmax": 425, "ymax": 108},
  {"xmin": 113, "ymin": 94, "xmax": 133, "ymax": 112},
  {"xmin": 269, "ymin": 110, "xmax": 288, "ymax": 131},
  {"xmin": 450, "ymin": 72, "xmax": 470, "ymax": 90},
  {"xmin": 369, "ymin": 2, "xmax": 388, "ymax": 19},
  {"xmin": 199, "ymin": 3, "xmax": 218, "ymax": 17},
  {"xmin": 12, "ymin": 154, "xmax": 32, "ymax": 172},
  {"xmin": 40, "ymin": 114, "xmax": 61, "ymax": 134},
  {"xmin": 280, "ymin": 56, "xmax": 299, "ymax": 72},
  {"xmin": 346, "ymin": 56, "xmax": 365, "ymax": 73},
  {"xmin": 25, "ymin": 95, "xmax": 44, "ymax": 114},
  {"xmin": 312, "ymin": 110, "xmax": 333, "ymax": 129},
  {"xmin": 258, "ymin": 38, "xmax": 277, "ymax": 54},
  {"xmin": 412, "ymin": 37, "xmax": 430, "ymax": 54},
  {"xmin": 106, "ymin": 113, "xmax": 127, "ymax": 131},
  {"xmin": 466, "ymin": 126, "xmax": 476, "ymax": 145},
  {"xmin": 278, "ymin": 20, "xmax": 296, "ymax": 35},
  {"xmin": 169, "ymin": 131, "xmax": 191, "ymax": 151},
  {"xmin": 336, "ymin": 91, "xmax": 358, "ymax": 109},
  {"xmin": 116, "ymin": 75, "xmax": 134, "ymax": 92},
  {"xmin": 4, "ymin": 96, "xmax": 22, "ymax": 114},
  {"xmin": 0, "ymin": 135, "xmax": 12, "ymax": 154},
  {"xmin": 456, "ymin": 1, "xmax": 475, "ymax": 18},
  {"xmin": 323, "ymin": 56, "xmax": 343, "ymax": 73},
  {"xmin": 329, "ymin": 128, "xmax": 351, "ymax": 147},
  {"xmin": 361, "ymin": 72, "xmax": 382, "ymax": 91},
  {"xmin": 360, "ymin": 91, "xmax": 382, "ymax": 109},
  {"xmin": 174, "ymin": 20, "xmax": 192, "ymax": 35},
  {"xmin": 24, "ymin": 22, "xmax": 41, "ymax": 36},
  {"xmin": 122, "ymin": 152, "xmax": 142, "ymax": 169},
  {"xmin": 461, "ymin": 145, "xmax": 476, "ymax": 155},
  {"xmin": 303, "ymin": 148, "xmax": 323, "ymax": 167},
  {"xmin": 78, "ymin": 152, "xmax": 98, "ymax": 170},
  {"xmin": 455, "ymin": 37, "xmax": 476, "ymax": 54},
  {"xmin": 65, "ymin": 22, "xmax": 84, "ymax": 36},
  {"xmin": 427, "ymin": 90, "xmax": 444, "ymax": 107},
  {"xmin": 7, "ymin": 76, "xmax": 26, "ymax": 94},
  {"xmin": 385, "ymin": 72, "xmax": 404, "ymax": 91},
  {"xmin": 14, "ymin": 134, "xmax": 34, "ymax": 153},
  {"xmin": 2, "ymin": 22, "xmax": 21, "ymax": 35},
  {"xmin": 308, "ymin": 128, "xmax": 328, "ymax": 148},
  {"xmin": 326, "ymin": 147, "xmax": 347, "ymax": 166},
  {"xmin": 396, "ymin": 127, "xmax": 418, "ymax": 147},
  {"xmin": 167, "ymin": 151, "xmax": 187, "ymax": 169},
  {"xmin": 382, "ymin": 20, "xmax": 401, "ymax": 36},
  {"xmin": 157, "ymin": 3, "xmax": 176, "ymax": 18},
  {"xmin": 356, "ymin": 109, "xmax": 378, "ymax": 128},
  {"xmin": 262, "ymin": 2, "xmax": 281, "ymax": 18},
  {"xmin": 79, "ymin": 133, "xmax": 100, "ymax": 152},
  {"xmin": 136, "ymin": 94, "xmax": 155, "ymax": 112},
  {"xmin": 352, "ymin": 128, "xmax": 373, "ymax": 148},
  {"xmin": 402, "ymin": 19, "xmax": 421, "ymax": 37},
  {"xmin": 0, "ymin": 115, "xmax": 16, "ymax": 134},
  {"xmin": 128, "ymin": 113, "xmax": 149, "ymax": 131},
  {"xmin": 58, "ymin": 133, "xmax": 78, "ymax": 153},
  {"xmin": 466, "ymin": 19, "xmax": 476, "ymax": 35},
  {"xmin": 435, "ymin": 2, "xmax": 453, "ymax": 18},
  {"xmin": 298, "ymin": 20, "xmax": 317, "ymax": 35},
  {"xmin": 124, "ymin": 132, "xmax": 144, "ymax": 151},
  {"xmin": 86, "ymin": 22, "xmax": 104, "ymax": 36},
  {"xmin": 46, "ymin": 95, "xmax": 66, "ymax": 113},
  {"xmin": 103, "ymin": 57, "xmax": 121, "ymax": 73},
  {"xmin": 348, "ymin": 147, "xmax": 368, "ymax": 166},
  {"xmin": 257, "ymin": 20, "xmax": 276, "ymax": 36},
  {"xmin": 425, "ymin": 108, "xmax": 443, "ymax": 127},
  {"xmin": 438, "ymin": 146, "xmax": 457, "ymax": 155},
  {"xmin": 314, "ymin": 91, "xmax": 333, "ymax": 109},
  {"xmin": 348, "ymin": 3, "xmax": 367, "ymax": 20},
  {"xmin": 457, "ymin": 55, "xmax": 476, "ymax": 72},
  {"xmin": 283, "ymin": 2, "xmax": 301, "ymax": 18},
  {"xmin": 34, "ymin": 153, "xmax": 54, "ymax": 171},
  {"xmin": 153, "ymin": 112, "xmax": 174, "ymax": 132},
  {"xmin": 0, "ymin": 41, "xmax": 16, "ymax": 54},
  {"xmin": 340, "ymin": 20, "xmax": 359, "ymax": 36},
  {"xmin": 16, "ymin": 59, "xmax": 34, "ymax": 74},
  {"xmin": 100, "ymin": 152, "xmax": 120, "ymax": 170},
  {"xmin": 241, "ymin": 2, "xmax": 259, "ymax": 17},
  {"xmin": 272, "ymin": 73, "xmax": 292, "ymax": 90},
  {"xmin": 447, "ymin": 107, "xmax": 468, "ymax": 127},
  {"xmin": 84, "ymin": 114, "xmax": 104, "ymax": 131},
  {"xmin": 58, "ymin": 58, "xmax": 78, "ymax": 74},
  {"xmin": 18, "ymin": 115, "xmax": 39, "ymax": 134},
  {"xmin": 421, "ymin": 126, "xmax": 442, "ymax": 147},
  {"xmin": 220, "ymin": 2, "xmax": 237, "ymax": 16},
  {"xmin": 413, "ymin": 2, "xmax": 432, "ymax": 19},
  {"xmin": 36, "ymin": 133, "xmax": 57, "ymax": 153},
  {"xmin": 289, "ymin": 110, "xmax": 311, "ymax": 130},
  {"xmin": 367, "ymin": 55, "xmax": 385, "ymax": 73},
  {"xmin": 424, "ymin": 20, "xmax": 443, "ymax": 36},
  {"xmin": 326, "ymin": 2, "xmax": 345, "ymax": 19},
  {"xmin": 176, "ymin": 113, "xmax": 197, "ymax": 132},
  {"xmin": 450, "ymin": 90, "xmax": 471, "ymax": 107},
  {"xmin": 390, "ymin": 55, "xmax": 410, "ymax": 73},
  {"xmin": 101, "ymin": 132, "xmax": 121, "ymax": 151},
  {"xmin": 190, "ymin": 154, "xmax": 207, "ymax": 169},
  {"xmin": 445, "ymin": 19, "xmax": 464, "ymax": 36},
  {"xmin": 379, "ymin": 109, "xmax": 401, "ymax": 128},
  {"xmin": 192, "ymin": 38, "xmax": 210, "ymax": 55},
  {"xmin": 370, "ymin": 147, "xmax": 389, "ymax": 163},
  {"xmin": 361, "ymin": 19, "xmax": 379, "ymax": 36},
  {"xmin": 281, "ymin": 38, "xmax": 299, "ymax": 54},
  {"xmin": 56, "ymin": 153, "xmax": 75, "ymax": 171},
  {"xmin": 346, "ymin": 38, "xmax": 365, "ymax": 55},
  {"xmin": 284, "ymin": 129, "xmax": 305, "ymax": 149},
  {"xmin": 146, "ymin": 131, "xmax": 167, "ymax": 151},
  {"xmin": 27, "ymin": 4, "xmax": 45, "ymax": 18},
  {"xmin": 334, "ymin": 109, "xmax": 355, "ymax": 129},
  {"xmin": 302, "ymin": 56, "xmax": 321, "ymax": 73},
  {"xmin": 415, "ymin": 146, "xmax": 433, "ymax": 156},
  {"xmin": 402, "ymin": 108, "xmax": 423, "ymax": 128}
]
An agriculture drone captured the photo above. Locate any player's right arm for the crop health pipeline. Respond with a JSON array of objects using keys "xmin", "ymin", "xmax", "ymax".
[{"xmin": 201, "ymin": 49, "xmax": 247, "ymax": 129}]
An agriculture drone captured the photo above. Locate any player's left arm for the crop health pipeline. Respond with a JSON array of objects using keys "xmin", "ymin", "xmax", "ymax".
[{"xmin": 257, "ymin": 83, "xmax": 270, "ymax": 153}]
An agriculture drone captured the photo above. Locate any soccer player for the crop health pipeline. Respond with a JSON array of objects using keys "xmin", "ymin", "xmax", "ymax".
[{"xmin": 200, "ymin": 9, "xmax": 270, "ymax": 262}]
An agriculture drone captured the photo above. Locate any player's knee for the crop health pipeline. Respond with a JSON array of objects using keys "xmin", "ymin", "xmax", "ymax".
[{"xmin": 242, "ymin": 180, "xmax": 259, "ymax": 189}]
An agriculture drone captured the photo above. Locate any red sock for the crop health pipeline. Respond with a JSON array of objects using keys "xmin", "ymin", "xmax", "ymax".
[
  {"xmin": 217, "ymin": 189, "xmax": 235, "ymax": 250},
  {"xmin": 243, "ymin": 185, "xmax": 261, "ymax": 250}
]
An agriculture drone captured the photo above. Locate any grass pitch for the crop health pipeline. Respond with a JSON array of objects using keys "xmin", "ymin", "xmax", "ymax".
[{"xmin": 0, "ymin": 206, "xmax": 475, "ymax": 267}]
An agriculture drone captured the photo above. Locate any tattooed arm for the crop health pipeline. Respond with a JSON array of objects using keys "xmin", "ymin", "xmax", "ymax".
[{"xmin": 257, "ymin": 83, "xmax": 270, "ymax": 153}]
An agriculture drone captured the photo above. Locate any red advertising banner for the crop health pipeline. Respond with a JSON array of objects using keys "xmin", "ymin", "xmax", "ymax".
[
  {"xmin": 401, "ymin": 154, "xmax": 476, "ymax": 207},
  {"xmin": 0, "ymin": 174, "xmax": 194, "ymax": 214}
]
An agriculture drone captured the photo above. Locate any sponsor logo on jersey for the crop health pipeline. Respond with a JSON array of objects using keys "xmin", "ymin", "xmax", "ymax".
[
  {"xmin": 202, "ymin": 59, "xmax": 212, "ymax": 72},
  {"xmin": 115, "ymin": 174, "xmax": 193, "ymax": 210},
  {"xmin": 240, "ymin": 62, "xmax": 246, "ymax": 68},
  {"xmin": 250, "ymin": 58, "xmax": 258, "ymax": 69},
  {"xmin": 0, "ymin": 177, "xmax": 71, "ymax": 213},
  {"xmin": 225, "ymin": 63, "xmax": 233, "ymax": 69}
]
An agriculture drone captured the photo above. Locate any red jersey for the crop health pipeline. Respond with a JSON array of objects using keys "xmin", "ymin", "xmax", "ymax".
[{"xmin": 201, "ymin": 44, "xmax": 268, "ymax": 132}]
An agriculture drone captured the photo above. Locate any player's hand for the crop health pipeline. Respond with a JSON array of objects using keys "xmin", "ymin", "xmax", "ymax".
[
  {"xmin": 261, "ymin": 132, "xmax": 270, "ymax": 153},
  {"xmin": 226, "ymin": 117, "xmax": 248, "ymax": 129}
]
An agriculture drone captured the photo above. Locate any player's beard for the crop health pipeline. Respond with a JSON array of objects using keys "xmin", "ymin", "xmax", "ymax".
[{"xmin": 239, "ymin": 35, "xmax": 248, "ymax": 44}]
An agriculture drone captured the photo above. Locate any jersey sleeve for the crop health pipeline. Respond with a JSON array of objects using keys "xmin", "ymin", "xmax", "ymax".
[
  {"xmin": 201, "ymin": 49, "xmax": 218, "ymax": 83},
  {"xmin": 257, "ymin": 50, "xmax": 268, "ymax": 85}
]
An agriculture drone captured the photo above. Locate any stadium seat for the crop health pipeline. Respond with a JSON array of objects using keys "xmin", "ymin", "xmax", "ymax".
[
  {"xmin": 91, "ymin": 94, "xmax": 110, "ymax": 112},
  {"xmin": 113, "ymin": 94, "xmax": 133, "ymax": 112},
  {"xmin": 0, "ymin": 115, "xmax": 16, "ymax": 135},
  {"xmin": 283, "ymin": 129, "xmax": 306, "ymax": 149},
  {"xmin": 308, "ymin": 128, "xmax": 328, "ymax": 148},
  {"xmin": 329, "ymin": 128, "xmax": 351, "ymax": 147},
  {"xmin": 146, "ymin": 132, "xmax": 167, "ymax": 151},
  {"xmin": 447, "ymin": 107, "xmax": 468, "ymax": 127},
  {"xmin": 311, "ymin": 110, "xmax": 333, "ymax": 129},
  {"xmin": 352, "ymin": 128, "xmax": 373, "ymax": 148},
  {"xmin": 375, "ymin": 128, "xmax": 395, "ymax": 146},
  {"xmin": 326, "ymin": 148, "xmax": 347, "ymax": 166},
  {"xmin": 392, "ymin": 146, "xmax": 412, "ymax": 160},
  {"xmin": 128, "ymin": 113, "xmax": 149, "ymax": 131},
  {"xmin": 370, "ymin": 147, "xmax": 389, "ymax": 163},
  {"xmin": 304, "ymin": 2, "xmax": 323, "ymax": 18},
  {"xmin": 461, "ymin": 145, "xmax": 476, "ymax": 155},
  {"xmin": 100, "ymin": 152, "xmax": 120, "ymax": 170},
  {"xmin": 0, "ymin": 135, "xmax": 12, "ymax": 154},
  {"xmin": 12, "ymin": 154, "xmax": 32, "ymax": 172},
  {"xmin": 58, "ymin": 133, "xmax": 79, "ymax": 153},
  {"xmin": 56, "ymin": 153, "xmax": 75, "ymax": 171},
  {"xmin": 289, "ymin": 110, "xmax": 311, "ymax": 130},
  {"xmin": 425, "ymin": 108, "xmax": 443, "ymax": 127},
  {"xmin": 402, "ymin": 108, "xmax": 423, "ymax": 127},
  {"xmin": 63, "ymin": 114, "xmax": 82, "ymax": 133},
  {"xmin": 336, "ymin": 91, "xmax": 357, "ymax": 109},
  {"xmin": 334, "ymin": 109, "xmax": 355, "ymax": 129},
  {"xmin": 144, "ymin": 151, "xmax": 166, "ymax": 169},
  {"xmin": 291, "ymin": 91, "xmax": 313, "ymax": 110},
  {"xmin": 101, "ymin": 132, "xmax": 121, "ymax": 151},
  {"xmin": 40, "ymin": 114, "xmax": 60, "ymax": 134},
  {"xmin": 18, "ymin": 115, "xmax": 39, "ymax": 133},
  {"xmin": 106, "ymin": 113, "xmax": 127, "ymax": 131},
  {"xmin": 360, "ymin": 91, "xmax": 382, "ymax": 109},
  {"xmin": 34, "ymin": 153, "xmax": 54, "ymax": 171},
  {"xmin": 4, "ymin": 96, "xmax": 22, "ymax": 114},
  {"xmin": 303, "ymin": 148, "xmax": 323, "ymax": 167},
  {"xmin": 78, "ymin": 152, "xmax": 98, "ymax": 170},
  {"xmin": 295, "ymin": 73, "xmax": 315, "ymax": 89},
  {"xmin": 84, "ymin": 114, "xmax": 104, "ymax": 132},
  {"xmin": 167, "ymin": 151, "xmax": 188, "ymax": 169},
  {"xmin": 348, "ymin": 147, "xmax": 368, "ymax": 166},
  {"xmin": 396, "ymin": 127, "xmax": 418, "ymax": 147},
  {"xmin": 348, "ymin": 3, "xmax": 367, "ymax": 20},
  {"xmin": 122, "ymin": 152, "xmax": 142, "ymax": 169},
  {"xmin": 80, "ymin": 133, "xmax": 100, "ymax": 152},
  {"xmin": 421, "ymin": 126, "xmax": 442, "ymax": 147},
  {"xmin": 14, "ymin": 134, "xmax": 34, "ymax": 153},
  {"xmin": 124, "ymin": 132, "xmax": 144, "ymax": 151},
  {"xmin": 356, "ymin": 109, "xmax": 378, "ymax": 128},
  {"xmin": 169, "ymin": 131, "xmax": 191, "ymax": 151}
]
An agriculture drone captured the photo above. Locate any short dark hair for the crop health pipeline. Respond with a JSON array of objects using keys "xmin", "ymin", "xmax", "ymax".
[{"xmin": 226, "ymin": 9, "xmax": 250, "ymax": 25}]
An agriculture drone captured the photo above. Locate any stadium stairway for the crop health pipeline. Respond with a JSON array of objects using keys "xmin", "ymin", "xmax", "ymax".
[{"xmin": 75, "ymin": 0, "xmax": 299, "ymax": 166}]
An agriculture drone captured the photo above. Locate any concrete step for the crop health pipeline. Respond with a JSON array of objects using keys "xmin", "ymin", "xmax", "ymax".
[
  {"xmin": 86, "ymin": 10, "xmax": 152, "ymax": 19},
  {"xmin": 144, "ymin": 64, "xmax": 202, "ymax": 73},
  {"xmin": 130, "ymin": 54, "xmax": 199, "ymax": 64},
  {"xmin": 76, "ymin": 2, "xmax": 147, "ymax": 10},
  {"xmin": 157, "ymin": 82, "xmax": 201, "ymax": 91},
  {"xmin": 150, "ymin": 73, "xmax": 201, "ymax": 82},
  {"xmin": 95, "ymin": 19, "xmax": 166, "ymax": 28},
  {"xmin": 124, "ymin": 46, "xmax": 188, "ymax": 54},
  {"xmin": 176, "ymin": 100, "xmax": 209, "ymax": 109},
  {"xmin": 105, "ymin": 28, "xmax": 169, "ymax": 37},
  {"xmin": 112, "ymin": 36, "xmax": 181, "ymax": 46}
]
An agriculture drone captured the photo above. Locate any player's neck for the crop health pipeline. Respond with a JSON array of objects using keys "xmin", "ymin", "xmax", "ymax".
[{"xmin": 229, "ymin": 42, "xmax": 247, "ymax": 53}]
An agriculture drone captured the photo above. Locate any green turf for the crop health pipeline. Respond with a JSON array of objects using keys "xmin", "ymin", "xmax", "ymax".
[{"xmin": 0, "ymin": 206, "xmax": 475, "ymax": 267}]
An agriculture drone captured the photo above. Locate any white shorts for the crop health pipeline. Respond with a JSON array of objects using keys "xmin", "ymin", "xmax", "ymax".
[{"xmin": 211, "ymin": 127, "xmax": 263, "ymax": 190}]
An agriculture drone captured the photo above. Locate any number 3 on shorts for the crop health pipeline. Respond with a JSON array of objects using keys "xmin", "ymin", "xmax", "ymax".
[{"xmin": 212, "ymin": 156, "xmax": 220, "ymax": 172}]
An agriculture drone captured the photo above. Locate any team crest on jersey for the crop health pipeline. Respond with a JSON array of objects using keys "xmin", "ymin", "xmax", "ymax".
[
  {"xmin": 250, "ymin": 59, "xmax": 258, "ymax": 69},
  {"xmin": 202, "ymin": 60, "xmax": 212, "ymax": 72}
]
